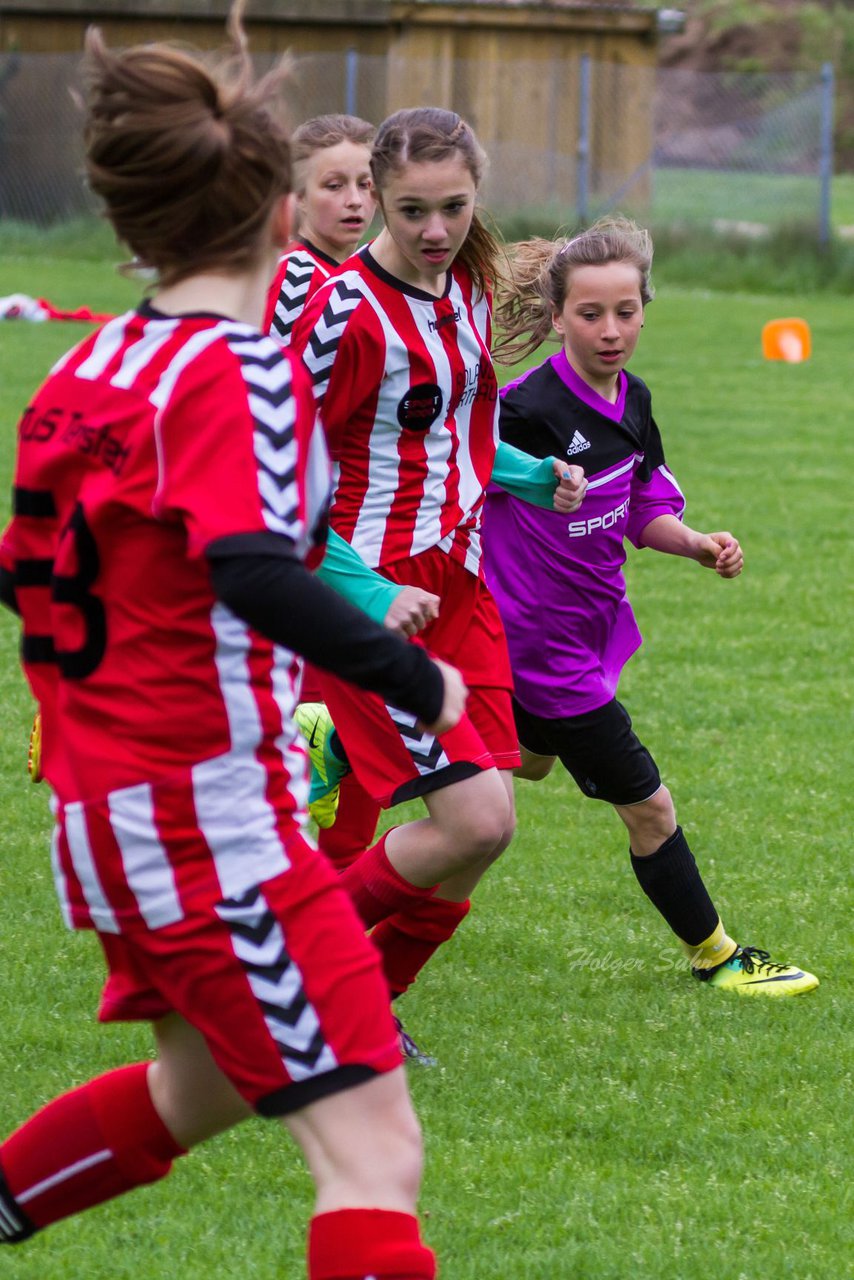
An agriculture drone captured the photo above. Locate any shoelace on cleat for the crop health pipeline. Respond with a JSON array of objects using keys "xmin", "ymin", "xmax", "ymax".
[
  {"xmin": 734, "ymin": 947, "xmax": 792, "ymax": 976},
  {"xmin": 393, "ymin": 1016, "xmax": 436, "ymax": 1066},
  {"xmin": 394, "ymin": 1016, "xmax": 420, "ymax": 1058}
]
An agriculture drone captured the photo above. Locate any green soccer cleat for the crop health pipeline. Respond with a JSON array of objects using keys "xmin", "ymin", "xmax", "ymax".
[
  {"xmin": 696, "ymin": 946, "xmax": 819, "ymax": 997},
  {"xmin": 293, "ymin": 702, "xmax": 351, "ymax": 829}
]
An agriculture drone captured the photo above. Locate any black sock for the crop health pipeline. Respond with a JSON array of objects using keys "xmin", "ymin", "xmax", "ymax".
[
  {"xmin": 630, "ymin": 826, "xmax": 720, "ymax": 947},
  {"xmin": 328, "ymin": 729, "xmax": 350, "ymax": 768}
]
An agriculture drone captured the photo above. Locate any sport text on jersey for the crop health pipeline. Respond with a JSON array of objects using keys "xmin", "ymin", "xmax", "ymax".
[
  {"xmin": 20, "ymin": 404, "xmax": 131, "ymax": 477},
  {"xmin": 567, "ymin": 497, "xmax": 631, "ymax": 537}
]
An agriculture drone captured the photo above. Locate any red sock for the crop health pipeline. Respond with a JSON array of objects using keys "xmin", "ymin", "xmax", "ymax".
[
  {"xmin": 318, "ymin": 773, "xmax": 381, "ymax": 871},
  {"xmin": 308, "ymin": 1208, "xmax": 435, "ymax": 1279},
  {"xmin": 0, "ymin": 1063, "xmax": 185, "ymax": 1233},
  {"xmin": 338, "ymin": 831, "xmax": 437, "ymax": 929},
  {"xmin": 372, "ymin": 897, "xmax": 471, "ymax": 997}
]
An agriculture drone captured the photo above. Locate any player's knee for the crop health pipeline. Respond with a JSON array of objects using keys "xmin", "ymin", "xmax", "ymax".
[
  {"xmin": 339, "ymin": 1095, "xmax": 424, "ymax": 1205},
  {"xmin": 647, "ymin": 784, "xmax": 676, "ymax": 832},
  {"xmin": 455, "ymin": 795, "xmax": 513, "ymax": 860},
  {"xmin": 496, "ymin": 806, "xmax": 517, "ymax": 854},
  {"xmin": 515, "ymin": 752, "xmax": 556, "ymax": 781},
  {"xmin": 624, "ymin": 785, "xmax": 676, "ymax": 851},
  {"xmin": 383, "ymin": 1102, "xmax": 424, "ymax": 1203},
  {"xmin": 292, "ymin": 1073, "xmax": 424, "ymax": 1210},
  {"xmin": 471, "ymin": 812, "xmax": 516, "ymax": 876}
]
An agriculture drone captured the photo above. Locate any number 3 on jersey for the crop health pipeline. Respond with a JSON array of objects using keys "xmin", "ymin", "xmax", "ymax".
[{"xmin": 15, "ymin": 487, "xmax": 107, "ymax": 679}]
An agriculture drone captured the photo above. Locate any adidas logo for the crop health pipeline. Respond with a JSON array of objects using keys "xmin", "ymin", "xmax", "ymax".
[{"xmin": 566, "ymin": 430, "xmax": 590, "ymax": 456}]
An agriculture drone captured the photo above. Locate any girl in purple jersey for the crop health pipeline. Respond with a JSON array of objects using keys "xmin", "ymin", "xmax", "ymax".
[{"xmin": 483, "ymin": 216, "xmax": 817, "ymax": 996}]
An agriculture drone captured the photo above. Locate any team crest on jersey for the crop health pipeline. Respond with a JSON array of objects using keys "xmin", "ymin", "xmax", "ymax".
[{"xmin": 397, "ymin": 383, "xmax": 443, "ymax": 431}]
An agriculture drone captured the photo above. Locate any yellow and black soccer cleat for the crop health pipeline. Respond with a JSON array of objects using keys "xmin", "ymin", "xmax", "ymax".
[{"xmin": 697, "ymin": 946, "xmax": 818, "ymax": 996}]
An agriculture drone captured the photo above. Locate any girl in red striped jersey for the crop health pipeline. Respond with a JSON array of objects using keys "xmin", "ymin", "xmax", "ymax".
[
  {"xmin": 264, "ymin": 113, "xmax": 388, "ymax": 872},
  {"xmin": 264, "ymin": 113, "xmax": 377, "ymax": 343},
  {"xmin": 290, "ymin": 108, "xmax": 586, "ymax": 1021},
  {"xmin": 263, "ymin": 113, "xmax": 438, "ymax": 874},
  {"xmin": 0, "ymin": 8, "xmax": 466, "ymax": 1276}
]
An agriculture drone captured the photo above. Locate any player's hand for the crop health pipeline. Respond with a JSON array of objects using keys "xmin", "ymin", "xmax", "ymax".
[
  {"xmin": 696, "ymin": 531, "xmax": 743, "ymax": 578},
  {"xmin": 421, "ymin": 657, "xmax": 468, "ymax": 737},
  {"xmin": 552, "ymin": 460, "xmax": 587, "ymax": 513},
  {"xmin": 384, "ymin": 586, "xmax": 441, "ymax": 637}
]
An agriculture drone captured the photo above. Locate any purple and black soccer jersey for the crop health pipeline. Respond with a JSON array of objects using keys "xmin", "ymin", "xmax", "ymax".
[{"xmin": 482, "ymin": 349, "xmax": 685, "ymax": 719}]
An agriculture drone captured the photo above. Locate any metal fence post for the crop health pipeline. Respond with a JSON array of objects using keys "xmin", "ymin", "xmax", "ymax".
[
  {"xmin": 345, "ymin": 47, "xmax": 358, "ymax": 116},
  {"xmin": 546, "ymin": 53, "xmax": 558, "ymax": 202},
  {"xmin": 577, "ymin": 53, "xmax": 591, "ymax": 224},
  {"xmin": 819, "ymin": 61, "xmax": 834, "ymax": 248}
]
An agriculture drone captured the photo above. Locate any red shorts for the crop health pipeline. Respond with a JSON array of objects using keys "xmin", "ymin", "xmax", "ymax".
[
  {"xmin": 97, "ymin": 830, "xmax": 401, "ymax": 1116},
  {"xmin": 319, "ymin": 548, "xmax": 520, "ymax": 807},
  {"xmin": 299, "ymin": 662, "xmax": 324, "ymax": 704}
]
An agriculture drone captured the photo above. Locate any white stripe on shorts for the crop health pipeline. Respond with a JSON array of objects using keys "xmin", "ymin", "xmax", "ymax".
[
  {"xmin": 193, "ymin": 753, "xmax": 290, "ymax": 900},
  {"xmin": 107, "ymin": 782, "xmax": 183, "ymax": 929},
  {"xmin": 50, "ymin": 815, "xmax": 73, "ymax": 931},
  {"xmin": 63, "ymin": 803, "xmax": 120, "ymax": 934}
]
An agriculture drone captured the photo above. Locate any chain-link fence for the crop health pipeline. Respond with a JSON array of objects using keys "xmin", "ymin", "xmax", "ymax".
[
  {"xmin": 0, "ymin": 48, "xmax": 834, "ymax": 241},
  {"xmin": 646, "ymin": 65, "xmax": 834, "ymax": 242}
]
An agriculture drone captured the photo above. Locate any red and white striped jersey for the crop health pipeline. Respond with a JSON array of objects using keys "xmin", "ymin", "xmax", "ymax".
[
  {"xmin": 263, "ymin": 238, "xmax": 338, "ymax": 345},
  {"xmin": 1, "ymin": 304, "xmax": 331, "ymax": 814},
  {"xmin": 290, "ymin": 247, "xmax": 500, "ymax": 576}
]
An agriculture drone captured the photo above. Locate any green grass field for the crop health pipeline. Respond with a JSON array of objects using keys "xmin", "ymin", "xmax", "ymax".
[
  {"xmin": 0, "ymin": 244, "xmax": 851, "ymax": 1279},
  {"xmin": 633, "ymin": 167, "xmax": 854, "ymax": 231}
]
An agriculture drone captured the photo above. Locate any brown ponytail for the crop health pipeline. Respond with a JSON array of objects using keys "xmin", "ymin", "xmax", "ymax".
[
  {"xmin": 493, "ymin": 215, "xmax": 654, "ymax": 364},
  {"xmin": 82, "ymin": 0, "xmax": 293, "ymax": 285},
  {"xmin": 370, "ymin": 107, "xmax": 505, "ymax": 300}
]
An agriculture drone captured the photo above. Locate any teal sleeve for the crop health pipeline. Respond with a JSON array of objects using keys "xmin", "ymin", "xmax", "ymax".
[
  {"xmin": 315, "ymin": 528, "xmax": 401, "ymax": 625},
  {"xmin": 491, "ymin": 440, "xmax": 558, "ymax": 509}
]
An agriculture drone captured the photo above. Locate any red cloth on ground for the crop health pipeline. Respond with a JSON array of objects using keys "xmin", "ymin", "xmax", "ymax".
[{"xmin": 38, "ymin": 298, "xmax": 116, "ymax": 323}]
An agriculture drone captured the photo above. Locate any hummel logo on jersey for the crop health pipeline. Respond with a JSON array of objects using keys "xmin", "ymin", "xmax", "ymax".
[
  {"xmin": 566, "ymin": 430, "xmax": 591, "ymax": 456},
  {"xmin": 428, "ymin": 307, "xmax": 461, "ymax": 334}
]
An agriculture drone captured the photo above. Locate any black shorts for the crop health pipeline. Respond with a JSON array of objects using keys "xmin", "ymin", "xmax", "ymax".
[{"xmin": 513, "ymin": 697, "xmax": 661, "ymax": 807}]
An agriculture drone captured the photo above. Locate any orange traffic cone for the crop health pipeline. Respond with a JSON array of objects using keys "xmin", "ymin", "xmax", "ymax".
[{"xmin": 761, "ymin": 317, "xmax": 811, "ymax": 363}]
